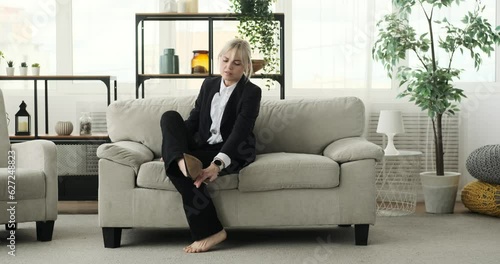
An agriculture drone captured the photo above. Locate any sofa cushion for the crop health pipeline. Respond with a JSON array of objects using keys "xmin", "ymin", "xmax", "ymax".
[
  {"xmin": 136, "ymin": 160, "xmax": 238, "ymax": 191},
  {"xmin": 106, "ymin": 96, "xmax": 365, "ymax": 157},
  {"xmin": 238, "ymin": 153, "xmax": 340, "ymax": 192},
  {"xmin": 107, "ymin": 96, "xmax": 196, "ymax": 157},
  {"xmin": 254, "ymin": 97, "xmax": 365, "ymax": 155},
  {"xmin": 0, "ymin": 168, "xmax": 46, "ymax": 200}
]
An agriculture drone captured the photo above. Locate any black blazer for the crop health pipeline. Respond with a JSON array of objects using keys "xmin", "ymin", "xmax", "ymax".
[{"xmin": 184, "ymin": 76, "xmax": 262, "ymax": 173}]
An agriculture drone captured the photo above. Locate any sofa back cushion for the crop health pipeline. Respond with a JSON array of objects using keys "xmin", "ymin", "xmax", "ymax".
[
  {"xmin": 106, "ymin": 96, "xmax": 365, "ymax": 157},
  {"xmin": 254, "ymin": 97, "xmax": 364, "ymax": 155},
  {"xmin": 107, "ymin": 96, "xmax": 196, "ymax": 156}
]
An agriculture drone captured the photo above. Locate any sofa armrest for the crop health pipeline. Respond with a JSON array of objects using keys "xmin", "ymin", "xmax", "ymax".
[
  {"xmin": 323, "ymin": 137, "xmax": 384, "ymax": 163},
  {"xmin": 97, "ymin": 141, "xmax": 154, "ymax": 173},
  {"xmin": 12, "ymin": 140, "xmax": 57, "ymax": 176},
  {"xmin": 11, "ymin": 140, "xmax": 58, "ymax": 220}
]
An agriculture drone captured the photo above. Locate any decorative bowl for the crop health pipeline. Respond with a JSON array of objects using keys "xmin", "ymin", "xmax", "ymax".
[
  {"xmin": 55, "ymin": 121, "xmax": 73, "ymax": 136},
  {"xmin": 251, "ymin": 59, "xmax": 266, "ymax": 73}
]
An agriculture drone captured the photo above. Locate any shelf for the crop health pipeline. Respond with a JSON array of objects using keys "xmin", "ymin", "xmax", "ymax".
[
  {"xmin": 136, "ymin": 12, "xmax": 285, "ymax": 99},
  {"xmin": 136, "ymin": 12, "xmax": 285, "ymax": 21},
  {"xmin": 0, "ymin": 75, "xmax": 116, "ymax": 81},
  {"xmin": 0, "ymin": 75, "xmax": 118, "ymax": 137},
  {"xmin": 139, "ymin": 73, "xmax": 282, "ymax": 80},
  {"xmin": 10, "ymin": 133, "xmax": 110, "ymax": 144}
]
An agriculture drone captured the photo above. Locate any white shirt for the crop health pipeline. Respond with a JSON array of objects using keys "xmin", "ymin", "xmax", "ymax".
[{"xmin": 207, "ymin": 79, "xmax": 236, "ymax": 168}]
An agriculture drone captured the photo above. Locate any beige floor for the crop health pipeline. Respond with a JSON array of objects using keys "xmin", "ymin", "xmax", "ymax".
[{"xmin": 58, "ymin": 201, "xmax": 469, "ymax": 215}]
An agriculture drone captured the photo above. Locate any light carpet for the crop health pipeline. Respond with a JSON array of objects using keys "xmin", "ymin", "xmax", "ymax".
[{"xmin": 1, "ymin": 211, "xmax": 499, "ymax": 264}]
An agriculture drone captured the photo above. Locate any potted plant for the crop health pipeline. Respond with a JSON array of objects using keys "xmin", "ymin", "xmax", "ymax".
[
  {"xmin": 19, "ymin": 62, "xmax": 28, "ymax": 76},
  {"xmin": 0, "ymin": 51, "xmax": 4, "ymax": 66},
  {"xmin": 32, "ymin": 63, "xmax": 40, "ymax": 76},
  {"xmin": 229, "ymin": 0, "xmax": 280, "ymax": 89},
  {"xmin": 6, "ymin": 60, "xmax": 14, "ymax": 76},
  {"xmin": 373, "ymin": 0, "xmax": 500, "ymax": 213}
]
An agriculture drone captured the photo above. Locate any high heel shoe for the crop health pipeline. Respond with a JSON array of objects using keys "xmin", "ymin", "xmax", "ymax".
[{"xmin": 183, "ymin": 153, "xmax": 203, "ymax": 180}]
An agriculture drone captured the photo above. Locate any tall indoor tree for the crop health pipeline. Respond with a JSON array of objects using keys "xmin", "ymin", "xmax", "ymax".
[{"xmin": 373, "ymin": 0, "xmax": 500, "ymax": 176}]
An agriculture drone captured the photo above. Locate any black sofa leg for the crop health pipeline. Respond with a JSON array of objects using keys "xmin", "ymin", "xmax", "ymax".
[
  {"xmin": 36, "ymin": 221, "xmax": 55, "ymax": 241},
  {"xmin": 354, "ymin": 224, "xmax": 369, "ymax": 246},
  {"xmin": 103, "ymin": 227, "xmax": 122, "ymax": 248}
]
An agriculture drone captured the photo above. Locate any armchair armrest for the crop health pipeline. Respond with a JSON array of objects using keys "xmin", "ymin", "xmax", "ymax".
[
  {"xmin": 11, "ymin": 140, "xmax": 58, "ymax": 220},
  {"xmin": 323, "ymin": 137, "xmax": 384, "ymax": 163},
  {"xmin": 12, "ymin": 140, "xmax": 57, "ymax": 177},
  {"xmin": 97, "ymin": 141, "xmax": 154, "ymax": 173}
]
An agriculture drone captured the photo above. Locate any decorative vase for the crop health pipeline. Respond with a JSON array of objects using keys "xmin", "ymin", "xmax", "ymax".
[
  {"xmin": 19, "ymin": 67, "xmax": 28, "ymax": 76},
  {"xmin": 186, "ymin": 0, "xmax": 198, "ymax": 12},
  {"xmin": 163, "ymin": 0, "xmax": 177, "ymax": 12},
  {"xmin": 191, "ymin": 50, "xmax": 209, "ymax": 73},
  {"xmin": 32, "ymin": 67, "xmax": 40, "ymax": 76},
  {"xmin": 6, "ymin": 67, "xmax": 14, "ymax": 76},
  {"xmin": 420, "ymin": 171, "xmax": 460, "ymax": 214},
  {"xmin": 79, "ymin": 112, "xmax": 92, "ymax": 135},
  {"xmin": 55, "ymin": 121, "xmax": 74, "ymax": 135},
  {"xmin": 160, "ymin": 48, "xmax": 177, "ymax": 74}
]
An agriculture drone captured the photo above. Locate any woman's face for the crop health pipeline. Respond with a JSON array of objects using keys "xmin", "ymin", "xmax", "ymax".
[{"xmin": 220, "ymin": 49, "xmax": 245, "ymax": 86}]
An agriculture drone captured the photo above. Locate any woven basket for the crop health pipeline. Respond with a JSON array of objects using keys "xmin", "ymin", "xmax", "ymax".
[{"xmin": 461, "ymin": 181, "xmax": 500, "ymax": 217}]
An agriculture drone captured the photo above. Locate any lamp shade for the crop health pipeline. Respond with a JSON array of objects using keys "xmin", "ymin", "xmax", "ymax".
[{"xmin": 377, "ymin": 110, "xmax": 405, "ymax": 134}]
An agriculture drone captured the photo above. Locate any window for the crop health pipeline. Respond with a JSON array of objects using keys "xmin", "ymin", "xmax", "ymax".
[
  {"xmin": 0, "ymin": 0, "xmax": 56, "ymax": 86},
  {"xmin": 72, "ymin": 0, "xmax": 159, "ymax": 82},
  {"xmin": 409, "ymin": 1, "xmax": 496, "ymax": 82},
  {"xmin": 289, "ymin": 0, "xmax": 393, "ymax": 90}
]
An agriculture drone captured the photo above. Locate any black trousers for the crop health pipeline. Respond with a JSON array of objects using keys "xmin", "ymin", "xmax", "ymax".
[{"xmin": 160, "ymin": 110, "xmax": 224, "ymax": 241}]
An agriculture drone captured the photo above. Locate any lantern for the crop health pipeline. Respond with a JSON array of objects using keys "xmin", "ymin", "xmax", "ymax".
[{"xmin": 15, "ymin": 101, "xmax": 31, "ymax": 136}]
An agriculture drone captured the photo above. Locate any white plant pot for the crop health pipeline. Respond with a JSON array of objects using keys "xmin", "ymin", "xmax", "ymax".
[
  {"xmin": 19, "ymin": 67, "xmax": 28, "ymax": 76},
  {"xmin": 420, "ymin": 171, "xmax": 460, "ymax": 214},
  {"xmin": 6, "ymin": 67, "xmax": 14, "ymax": 76},
  {"xmin": 32, "ymin": 67, "xmax": 40, "ymax": 76}
]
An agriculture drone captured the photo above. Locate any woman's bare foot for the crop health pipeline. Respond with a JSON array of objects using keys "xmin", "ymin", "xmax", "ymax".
[{"xmin": 183, "ymin": 229, "xmax": 227, "ymax": 253}]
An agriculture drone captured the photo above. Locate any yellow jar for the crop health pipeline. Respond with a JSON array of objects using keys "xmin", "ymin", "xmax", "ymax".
[{"xmin": 191, "ymin": 50, "xmax": 209, "ymax": 74}]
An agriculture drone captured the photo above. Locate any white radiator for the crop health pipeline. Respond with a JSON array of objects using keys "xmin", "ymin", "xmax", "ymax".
[{"xmin": 57, "ymin": 111, "xmax": 106, "ymax": 176}]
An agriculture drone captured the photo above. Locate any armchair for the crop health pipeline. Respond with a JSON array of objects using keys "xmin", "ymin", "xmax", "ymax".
[{"xmin": 0, "ymin": 89, "xmax": 57, "ymax": 241}]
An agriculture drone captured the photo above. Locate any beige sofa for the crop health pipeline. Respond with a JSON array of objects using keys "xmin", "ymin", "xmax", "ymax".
[{"xmin": 97, "ymin": 96, "xmax": 384, "ymax": 248}]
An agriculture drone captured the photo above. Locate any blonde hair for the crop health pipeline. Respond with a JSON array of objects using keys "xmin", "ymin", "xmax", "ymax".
[{"xmin": 218, "ymin": 38, "xmax": 253, "ymax": 78}]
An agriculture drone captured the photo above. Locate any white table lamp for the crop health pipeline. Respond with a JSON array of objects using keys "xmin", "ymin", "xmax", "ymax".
[{"xmin": 377, "ymin": 110, "xmax": 405, "ymax": 155}]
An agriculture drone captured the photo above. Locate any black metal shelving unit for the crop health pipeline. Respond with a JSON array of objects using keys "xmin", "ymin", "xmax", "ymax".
[{"xmin": 135, "ymin": 12, "xmax": 285, "ymax": 99}]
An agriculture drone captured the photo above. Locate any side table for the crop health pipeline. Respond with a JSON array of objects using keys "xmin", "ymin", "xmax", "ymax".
[{"xmin": 376, "ymin": 150, "xmax": 422, "ymax": 216}]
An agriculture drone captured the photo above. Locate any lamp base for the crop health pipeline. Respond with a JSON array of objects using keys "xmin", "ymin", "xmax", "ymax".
[{"xmin": 384, "ymin": 133, "xmax": 400, "ymax": 155}]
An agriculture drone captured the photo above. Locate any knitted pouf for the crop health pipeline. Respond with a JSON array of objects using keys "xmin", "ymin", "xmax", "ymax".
[
  {"xmin": 466, "ymin": 145, "xmax": 500, "ymax": 184},
  {"xmin": 461, "ymin": 181, "xmax": 500, "ymax": 217}
]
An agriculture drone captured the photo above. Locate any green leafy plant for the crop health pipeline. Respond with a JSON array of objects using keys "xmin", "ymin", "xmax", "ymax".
[
  {"xmin": 229, "ymin": 0, "xmax": 280, "ymax": 89},
  {"xmin": 0, "ymin": 51, "xmax": 4, "ymax": 60},
  {"xmin": 32, "ymin": 63, "xmax": 40, "ymax": 67},
  {"xmin": 21, "ymin": 62, "xmax": 28, "ymax": 67},
  {"xmin": 7, "ymin": 60, "xmax": 14, "ymax": 67},
  {"xmin": 373, "ymin": 0, "xmax": 500, "ymax": 175}
]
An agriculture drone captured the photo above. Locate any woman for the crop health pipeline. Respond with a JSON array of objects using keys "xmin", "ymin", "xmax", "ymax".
[{"xmin": 160, "ymin": 38, "xmax": 262, "ymax": 253}]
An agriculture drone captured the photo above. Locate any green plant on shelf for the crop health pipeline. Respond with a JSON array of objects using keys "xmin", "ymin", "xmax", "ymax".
[
  {"xmin": 32, "ymin": 63, "xmax": 40, "ymax": 68},
  {"xmin": 229, "ymin": 0, "xmax": 280, "ymax": 90},
  {"xmin": 21, "ymin": 62, "xmax": 28, "ymax": 67},
  {"xmin": 7, "ymin": 60, "xmax": 14, "ymax": 67}
]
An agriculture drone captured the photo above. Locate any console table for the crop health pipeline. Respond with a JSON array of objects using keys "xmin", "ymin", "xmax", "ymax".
[
  {"xmin": 0, "ymin": 75, "xmax": 117, "ymax": 137},
  {"xmin": 10, "ymin": 134, "xmax": 110, "ymax": 201}
]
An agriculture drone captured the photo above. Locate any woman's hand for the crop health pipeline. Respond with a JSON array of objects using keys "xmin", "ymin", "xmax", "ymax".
[{"xmin": 193, "ymin": 163, "xmax": 220, "ymax": 188}]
